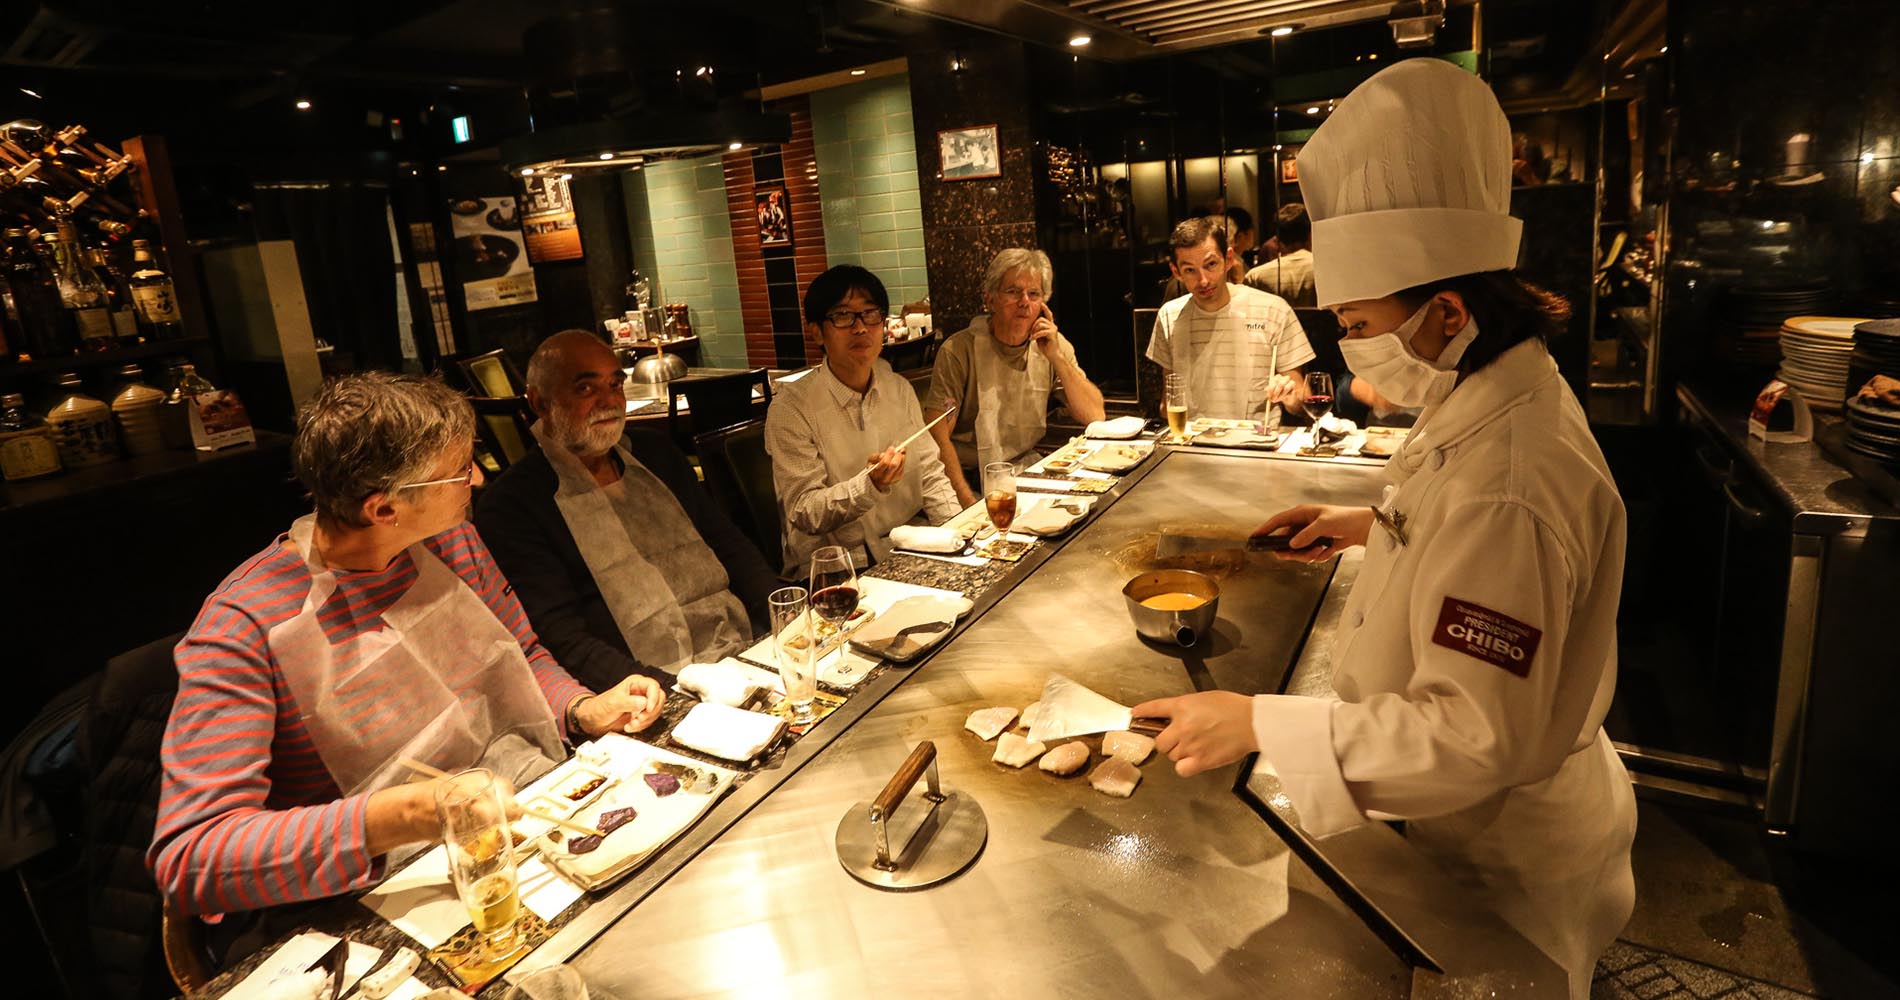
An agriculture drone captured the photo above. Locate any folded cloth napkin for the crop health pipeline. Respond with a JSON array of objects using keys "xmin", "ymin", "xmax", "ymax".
[
  {"xmin": 889, "ymin": 524, "xmax": 965, "ymax": 552},
  {"xmin": 670, "ymin": 702, "xmax": 787, "ymax": 762},
  {"xmin": 1016, "ymin": 503, "xmax": 1083, "ymax": 536},
  {"xmin": 677, "ymin": 658, "xmax": 784, "ymax": 707},
  {"xmin": 1314, "ymin": 413, "xmax": 1358, "ymax": 438},
  {"xmin": 1086, "ymin": 415, "xmax": 1148, "ymax": 439}
]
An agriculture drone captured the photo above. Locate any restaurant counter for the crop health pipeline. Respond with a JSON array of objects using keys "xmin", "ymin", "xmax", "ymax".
[{"xmin": 192, "ymin": 443, "xmax": 1565, "ymax": 999}]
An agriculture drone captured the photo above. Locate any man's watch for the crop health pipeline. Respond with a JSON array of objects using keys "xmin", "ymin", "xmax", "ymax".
[{"xmin": 565, "ymin": 694, "xmax": 595, "ymax": 737}]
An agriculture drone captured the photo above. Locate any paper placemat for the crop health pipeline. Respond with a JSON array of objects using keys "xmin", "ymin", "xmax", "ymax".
[{"xmin": 218, "ymin": 932, "xmax": 381, "ymax": 1000}]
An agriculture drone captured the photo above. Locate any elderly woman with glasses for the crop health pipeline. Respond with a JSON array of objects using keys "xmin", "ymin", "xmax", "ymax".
[
  {"xmin": 924, "ymin": 247, "xmax": 1105, "ymax": 507},
  {"xmin": 150, "ymin": 373, "xmax": 655, "ymax": 955},
  {"xmin": 767, "ymin": 265, "xmax": 962, "ymax": 574}
]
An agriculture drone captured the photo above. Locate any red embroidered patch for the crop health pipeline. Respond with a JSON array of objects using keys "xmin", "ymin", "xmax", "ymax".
[{"xmin": 1430, "ymin": 597, "xmax": 1543, "ymax": 677}]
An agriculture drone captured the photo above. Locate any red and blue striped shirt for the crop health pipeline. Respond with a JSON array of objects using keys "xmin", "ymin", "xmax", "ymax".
[{"xmin": 148, "ymin": 521, "xmax": 589, "ymax": 917}]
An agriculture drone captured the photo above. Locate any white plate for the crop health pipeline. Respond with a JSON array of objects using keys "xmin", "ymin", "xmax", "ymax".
[
  {"xmin": 847, "ymin": 595, "xmax": 975, "ymax": 662},
  {"xmin": 537, "ymin": 742, "xmax": 736, "ymax": 889}
]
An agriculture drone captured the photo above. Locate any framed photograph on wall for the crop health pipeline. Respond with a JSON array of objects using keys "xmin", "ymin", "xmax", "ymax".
[
  {"xmin": 755, "ymin": 184, "xmax": 791, "ymax": 247},
  {"xmin": 939, "ymin": 124, "xmax": 1001, "ymax": 180},
  {"xmin": 1278, "ymin": 146, "xmax": 1300, "ymax": 185}
]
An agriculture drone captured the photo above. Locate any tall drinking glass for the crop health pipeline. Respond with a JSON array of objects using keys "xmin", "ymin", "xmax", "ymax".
[
  {"xmin": 437, "ymin": 768, "xmax": 521, "ymax": 962},
  {"xmin": 981, "ymin": 462, "xmax": 1017, "ymax": 534},
  {"xmin": 770, "ymin": 586, "xmax": 817, "ymax": 724},
  {"xmin": 1164, "ymin": 373, "xmax": 1189, "ymax": 442},
  {"xmin": 506, "ymin": 965, "xmax": 589, "ymax": 1000}
]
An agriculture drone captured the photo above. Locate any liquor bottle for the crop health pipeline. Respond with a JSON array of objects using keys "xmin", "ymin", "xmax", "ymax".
[
  {"xmin": 89, "ymin": 246, "xmax": 141, "ymax": 346},
  {"xmin": 50, "ymin": 218, "xmax": 113, "ymax": 352},
  {"xmin": 129, "ymin": 239, "xmax": 183, "ymax": 340},
  {"xmin": 44, "ymin": 371, "xmax": 118, "ymax": 467},
  {"xmin": 110, "ymin": 362, "xmax": 166, "ymax": 455},
  {"xmin": 160, "ymin": 362, "xmax": 221, "ymax": 449},
  {"xmin": 3, "ymin": 226, "xmax": 71, "ymax": 360},
  {"xmin": 0, "ymin": 391, "xmax": 62, "ymax": 480},
  {"xmin": 625, "ymin": 267, "xmax": 652, "ymax": 311}
]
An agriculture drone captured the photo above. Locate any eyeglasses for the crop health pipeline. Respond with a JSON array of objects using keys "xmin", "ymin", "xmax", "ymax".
[
  {"xmin": 823, "ymin": 308, "xmax": 886, "ymax": 330},
  {"xmin": 395, "ymin": 460, "xmax": 477, "ymax": 491}
]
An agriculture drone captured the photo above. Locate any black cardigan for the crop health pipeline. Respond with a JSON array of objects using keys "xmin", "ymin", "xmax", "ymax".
[{"xmin": 472, "ymin": 429, "xmax": 779, "ymax": 691}]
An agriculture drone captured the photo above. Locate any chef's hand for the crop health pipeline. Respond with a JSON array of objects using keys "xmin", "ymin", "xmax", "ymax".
[
  {"xmin": 1254, "ymin": 504, "xmax": 1372, "ymax": 562},
  {"xmin": 1266, "ymin": 372, "xmax": 1305, "ymax": 406},
  {"xmin": 1132, "ymin": 691, "xmax": 1258, "ymax": 777},
  {"xmin": 366, "ymin": 774, "xmax": 521, "ymax": 855},
  {"xmin": 576, "ymin": 676, "xmax": 668, "ymax": 735},
  {"xmin": 866, "ymin": 445, "xmax": 907, "ymax": 492},
  {"xmin": 1029, "ymin": 304, "xmax": 1063, "ymax": 362}
]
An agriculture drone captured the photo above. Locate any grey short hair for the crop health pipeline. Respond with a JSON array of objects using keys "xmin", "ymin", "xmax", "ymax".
[
  {"xmin": 293, "ymin": 372, "xmax": 475, "ymax": 527},
  {"xmin": 525, "ymin": 329, "xmax": 605, "ymax": 400},
  {"xmin": 981, "ymin": 248, "xmax": 1053, "ymax": 305}
]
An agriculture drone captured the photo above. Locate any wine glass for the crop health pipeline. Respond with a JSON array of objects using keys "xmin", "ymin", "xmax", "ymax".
[
  {"xmin": 770, "ymin": 586, "xmax": 817, "ymax": 724},
  {"xmin": 506, "ymin": 966, "xmax": 588, "ymax": 1000},
  {"xmin": 1163, "ymin": 372, "xmax": 1189, "ymax": 443},
  {"xmin": 1304, "ymin": 371, "xmax": 1335, "ymax": 423},
  {"xmin": 809, "ymin": 546, "xmax": 860, "ymax": 626},
  {"xmin": 437, "ymin": 768, "xmax": 522, "ymax": 963}
]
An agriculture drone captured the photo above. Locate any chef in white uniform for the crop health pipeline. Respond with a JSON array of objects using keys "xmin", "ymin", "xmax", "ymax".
[{"xmin": 1134, "ymin": 59, "xmax": 1636, "ymax": 1000}]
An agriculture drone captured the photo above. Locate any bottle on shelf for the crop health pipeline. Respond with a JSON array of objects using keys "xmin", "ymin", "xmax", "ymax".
[
  {"xmin": 3, "ymin": 226, "xmax": 71, "ymax": 360},
  {"xmin": 158, "ymin": 362, "xmax": 192, "ymax": 449},
  {"xmin": 50, "ymin": 218, "xmax": 113, "ymax": 353},
  {"xmin": 89, "ymin": 246, "xmax": 141, "ymax": 346},
  {"xmin": 44, "ymin": 371, "xmax": 117, "ymax": 467},
  {"xmin": 110, "ymin": 362, "xmax": 165, "ymax": 455},
  {"xmin": 129, "ymin": 239, "xmax": 183, "ymax": 340},
  {"xmin": 0, "ymin": 390, "xmax": 62, "ymax": 480}
]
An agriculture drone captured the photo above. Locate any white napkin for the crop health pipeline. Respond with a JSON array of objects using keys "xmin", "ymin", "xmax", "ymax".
[
  {"xmin": 670, "ymin": 702, "xmax": 787, "ymax": 761},
  {"xmin": 217, "ymin": 932, "xmax": 382, "ymax": 1000},
  {"xmin": 1016, "ymin": 501, "xmax": 1088, "ymax": 536},
  {"xmin": 1314, "ymin": 413, "xmax": 1358, "ymax": 437},
  {"xmin": 677, "ymin": 658, "xmax": 784, "ymax": 707},
  {"xmin": 1086, "ymin": 415, "xmax": 1147, "ymax": 439},
  {"xmin": 889, "ymin": 524, "xmax": 965, "ymax": 553}
]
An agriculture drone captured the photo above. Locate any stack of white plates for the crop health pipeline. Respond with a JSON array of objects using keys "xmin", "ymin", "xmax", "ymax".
[{"xmin": 1776, "ymin": 316, "xmax": 1864, "ymax": 410}]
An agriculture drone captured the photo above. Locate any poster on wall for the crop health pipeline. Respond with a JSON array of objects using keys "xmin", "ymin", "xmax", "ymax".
[
  {"xmin": 939, "ymin": 124, "xmax": 1001, "ymax": 180},
  {"xmin": 448, "ymin": 195, "xmax": 538, "ymax": 312},
  {"xmin": 517, "ymin": 174, "xmax": 584, "ymax": 263},
  {"xmin": 1278, "ymin": 146, "xmax": 1300, "ymax": 184},
  {"xmin": 755, "ymin": 184, "xmax": 791, "ymax": 246}
]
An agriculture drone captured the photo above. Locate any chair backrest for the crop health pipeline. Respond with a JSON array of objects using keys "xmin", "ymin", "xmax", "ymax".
[
  {"xmin": 692, "ymin": 419, "xmax": 783, "ymax": 571},
  {"xmin": 444, "ymin": 349, "xmax": 527, "ymax": 398},
  {"xmin": 469, "ymin": 396, "xmax": 536, "ymax": 470},
  {"xmin": 881, "ymin": 337, "xmax": 932, "ymax": 374},
  {"xmin": 1294, "ymin": 308, "xmax": 1347, "ymax": 378},
  {"xmin": 668, "ymin": 369, "xmax": 771, "ymax": 453}
]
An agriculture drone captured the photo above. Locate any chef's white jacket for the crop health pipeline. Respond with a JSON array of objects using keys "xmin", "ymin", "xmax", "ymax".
[{"xmin": 1251, "ymin": 339, "xmax": 1637, "ymax": 999}]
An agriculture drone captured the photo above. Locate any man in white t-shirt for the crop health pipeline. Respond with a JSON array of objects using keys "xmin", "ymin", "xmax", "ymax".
[{"xmin": 1148, "ymin": 217, "xmax": 1314, "ymax": 421}]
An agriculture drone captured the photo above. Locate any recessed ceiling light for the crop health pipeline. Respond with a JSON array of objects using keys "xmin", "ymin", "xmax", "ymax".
[
  {"xmin": 295, "ymin": 99, "xmax": 312, "ymax": 110},
  {"xmin": 1306, "ymin": 106, "xmax": 1321, "ymax": 115},
  {"xmin": 520, "ymin": 167, "xmax": 534, "ymax": 176},
  {"xmin": 1270, "ymin": 25, "xmax": 1297, "ymax": 37},
  {"xmin": 849, "ymin": 68, "xmax": 867, "ymax": 76},
  {"xmin": 1069, "ymin": 34, "xmax": 1091, "ymax": 47},
  {"xmin": 728, "ymin": 142, "xmax": 744, "ymax": 151},
  {"xmin": 19, "ymin": 88, "xmax": 42, "ymax": 99},
  {"xmin": 436, "ymin": 165, "xmax": 447, "ymax": 172},
  {"xmin": 599, "ymin": 152, "xmax": 615, "ymax": 160},
  {"xmin": 559, "ymin": 173, "xmax": 572, "ymax": 181}
]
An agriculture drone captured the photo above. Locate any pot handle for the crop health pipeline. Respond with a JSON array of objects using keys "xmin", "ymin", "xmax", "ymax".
[{"xmin": 1172, "ymin": 617, "xmax": 1198, "ymax": 647}]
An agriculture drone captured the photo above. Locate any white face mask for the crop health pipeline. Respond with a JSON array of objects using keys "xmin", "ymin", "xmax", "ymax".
[{"xmin": 1337, "ymin": 300, "xmax": 1480, "ymax": 409}]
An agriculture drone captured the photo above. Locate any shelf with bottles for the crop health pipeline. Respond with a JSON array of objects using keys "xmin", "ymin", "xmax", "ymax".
[{"xmin": 0, "ymin": 336, "xmax": 209, "ymax": 376}]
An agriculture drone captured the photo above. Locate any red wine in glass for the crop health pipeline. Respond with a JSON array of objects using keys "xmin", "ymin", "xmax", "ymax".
[
  {"xmin": 808, "ymin": 545, "xmax": 859, "ymax": 624},
  {"xmin": 1305, "ymin": 372, "xmax": 1336, "ymax": 424}
]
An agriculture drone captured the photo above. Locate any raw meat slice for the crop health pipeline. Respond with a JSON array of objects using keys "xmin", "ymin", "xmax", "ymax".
[
  {"xmin": 964, "ymin": 706, "xmax": 1018, "ymax": 741},
  {"xmin": 644, "ymin": 772, "xmax": 680, "ymax": 797},
  {"xmin": 1018, "ymin": 701, "xmax": 1042, "ymax": 732},
  {"xmin": 1089, "ymin": 757, "xmax": 1142, "ymax": 798},
  {"xmin": 1102, "ymin": 730, "xmax": 1155, "ymax": 766},
  {"xmin": 597, "ymin": 806, "xmax": 638, "ymax": 833},
  {"xmin": 1039, "ymin": 741, "xmax": 1090, "ymax": 776},
  {"xmin": 992, "ymin": 732, "xmax": 1047, "ymax": 768},
  {"xmin": 566, "ymin": 832, "xmax": 602, "ymax": 855}
]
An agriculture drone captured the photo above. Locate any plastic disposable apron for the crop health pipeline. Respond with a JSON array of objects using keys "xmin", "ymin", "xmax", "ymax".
[
  {"xmin": 533, "ymin": 421, "xmax": 749, "ymax": 673},
  {"xmin": 1174, "ymin": 301, "xmax": 1265, "ymax": 421},
  {"xmin": 968, "ymin": 315, "xmax": 1054, "ymax": 468},
  {"xmin": 269, "ymin": 515, "xmax": 566, "ymax": 796}
]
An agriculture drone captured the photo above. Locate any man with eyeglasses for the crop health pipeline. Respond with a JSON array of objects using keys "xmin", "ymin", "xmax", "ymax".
[
  {"xmin": 152, "ymin": 373, "xmax": 661, "ymax": 954},
  {"xmin": 474, "ymin": 330, "xmax": 777, "ymax": 694},
  {"xmin": 766, "ymin": 265, "xmax": 962, "ymax": 574},
  {"xmin": 924, "ymin": 247, "xmax": 1105, "ymax": 506}
]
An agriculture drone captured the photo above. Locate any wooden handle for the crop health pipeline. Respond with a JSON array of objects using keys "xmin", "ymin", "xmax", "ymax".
[
  {"xmin": 1247, "ymin": 533, "xmax": 1333, "ymax": 553},
  {"xmin": 1129, "ymin": 717, "xmax": 1168, "ymax": 736},
  {"xmin": 871, "ymin": 741, "xmax": 936, "ymax": 821}
]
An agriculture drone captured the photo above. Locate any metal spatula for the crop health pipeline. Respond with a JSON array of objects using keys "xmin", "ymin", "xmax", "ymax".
[
  {"xmin": 1153, "ymin": 532, "xmax": 1333, "ymax": 558},
  {"xmin": 1027, "ymin": 673, "xmax": 1166, "ymax": 744}
]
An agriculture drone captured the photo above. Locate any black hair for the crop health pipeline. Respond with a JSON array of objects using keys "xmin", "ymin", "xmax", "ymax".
[
  {"xmin": 801, "ymin": 264, "xmax": 890, "ymax": 326},
  {"xmin": 1275, "ymin": 203, "xmax": 1311, "ymax": 246},
  {"xmin": 1226, "ymin": 206, "xmax": 1254, "ymax": 236},
  {"xmin": 1390, "ymin": 270, "xmax": 1570, "ymax": 378},
  {"xmin": 1169, "ymin": 217, "xmax": 1227, "ymax": 260}
]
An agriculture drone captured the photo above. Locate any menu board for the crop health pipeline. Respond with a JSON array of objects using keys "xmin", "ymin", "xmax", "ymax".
[
  {"xmin": 447, "ymin": 195, "xmax": 538, "ymax": 312},
  {"xmin": 517, "ymin": 174, "xmax": 584, "ymax": 264}
]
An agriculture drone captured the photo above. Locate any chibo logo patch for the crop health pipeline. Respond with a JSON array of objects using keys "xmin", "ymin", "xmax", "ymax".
[{"xmin": 1430, "ymin": 597, "xmax": 1542, "ymax": 677}]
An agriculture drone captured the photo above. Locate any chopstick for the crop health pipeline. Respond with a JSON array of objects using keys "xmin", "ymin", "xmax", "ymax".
[
  {"xmin": 893, "ymin": 403, "xmax": 956, "ymax": 452},
  {"xmin": 399, "ymin": 757, "xmax": 607, "ymax": 839}
]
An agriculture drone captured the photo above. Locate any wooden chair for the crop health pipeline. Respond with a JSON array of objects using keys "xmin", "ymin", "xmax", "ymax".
[
  {"xmin": 470, "ymin": 396, "xmax": 536, "ymax": 471},
  {"xmin": 881, "ymin": 336, "xmax": 934, "ymax": 374},
  {"xmin": 693, "ymin": 418, "xmax": 784, "ymax": 571},
  {"xmin": 667, "ymin": 369, "xmax": 771, "ymax": 454},
  {"xmin": 443, "ymin": 349, "xmax": 527, "ymax": 399},
  {"xmin": 161, "ymin": 898, "xmax": 213, "ymax": 993}
]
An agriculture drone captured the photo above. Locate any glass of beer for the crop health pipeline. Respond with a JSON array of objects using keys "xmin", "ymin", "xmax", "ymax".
[
  {"xmin": 770, "ymin": 586, "xmax": 818, "ymax": 723},
  {"xmin": 1164, "ymin": 373, "xmax": 1189, "ymax": 443},
  {"xmin": 437, "ymin": 768, "xmax": 522, "ymax": 963}
]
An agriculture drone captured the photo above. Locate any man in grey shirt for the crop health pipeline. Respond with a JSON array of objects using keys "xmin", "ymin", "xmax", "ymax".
[{"xmin": 1245, "ymin": 203, "xmax": 1318, "ymax": 308}]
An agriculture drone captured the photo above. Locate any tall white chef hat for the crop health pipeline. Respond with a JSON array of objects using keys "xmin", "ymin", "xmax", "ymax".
[{"xmin": 1298, "ymin": 58, "xmax": 1522, "ymax": 308}]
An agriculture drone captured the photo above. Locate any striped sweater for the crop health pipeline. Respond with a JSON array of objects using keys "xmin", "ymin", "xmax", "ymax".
[{"xmin": 147, "ymin": 522, "xmax": 589, "ymax": 916}]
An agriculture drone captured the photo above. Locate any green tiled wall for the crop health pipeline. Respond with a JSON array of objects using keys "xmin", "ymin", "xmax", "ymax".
[
  {"xmin": 810, "ymin": 75, "xmax": 931, "ymax": 309},
  {"xmin": 620, "ymin": 161, "xmax": 746, "ymax": 368}
]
